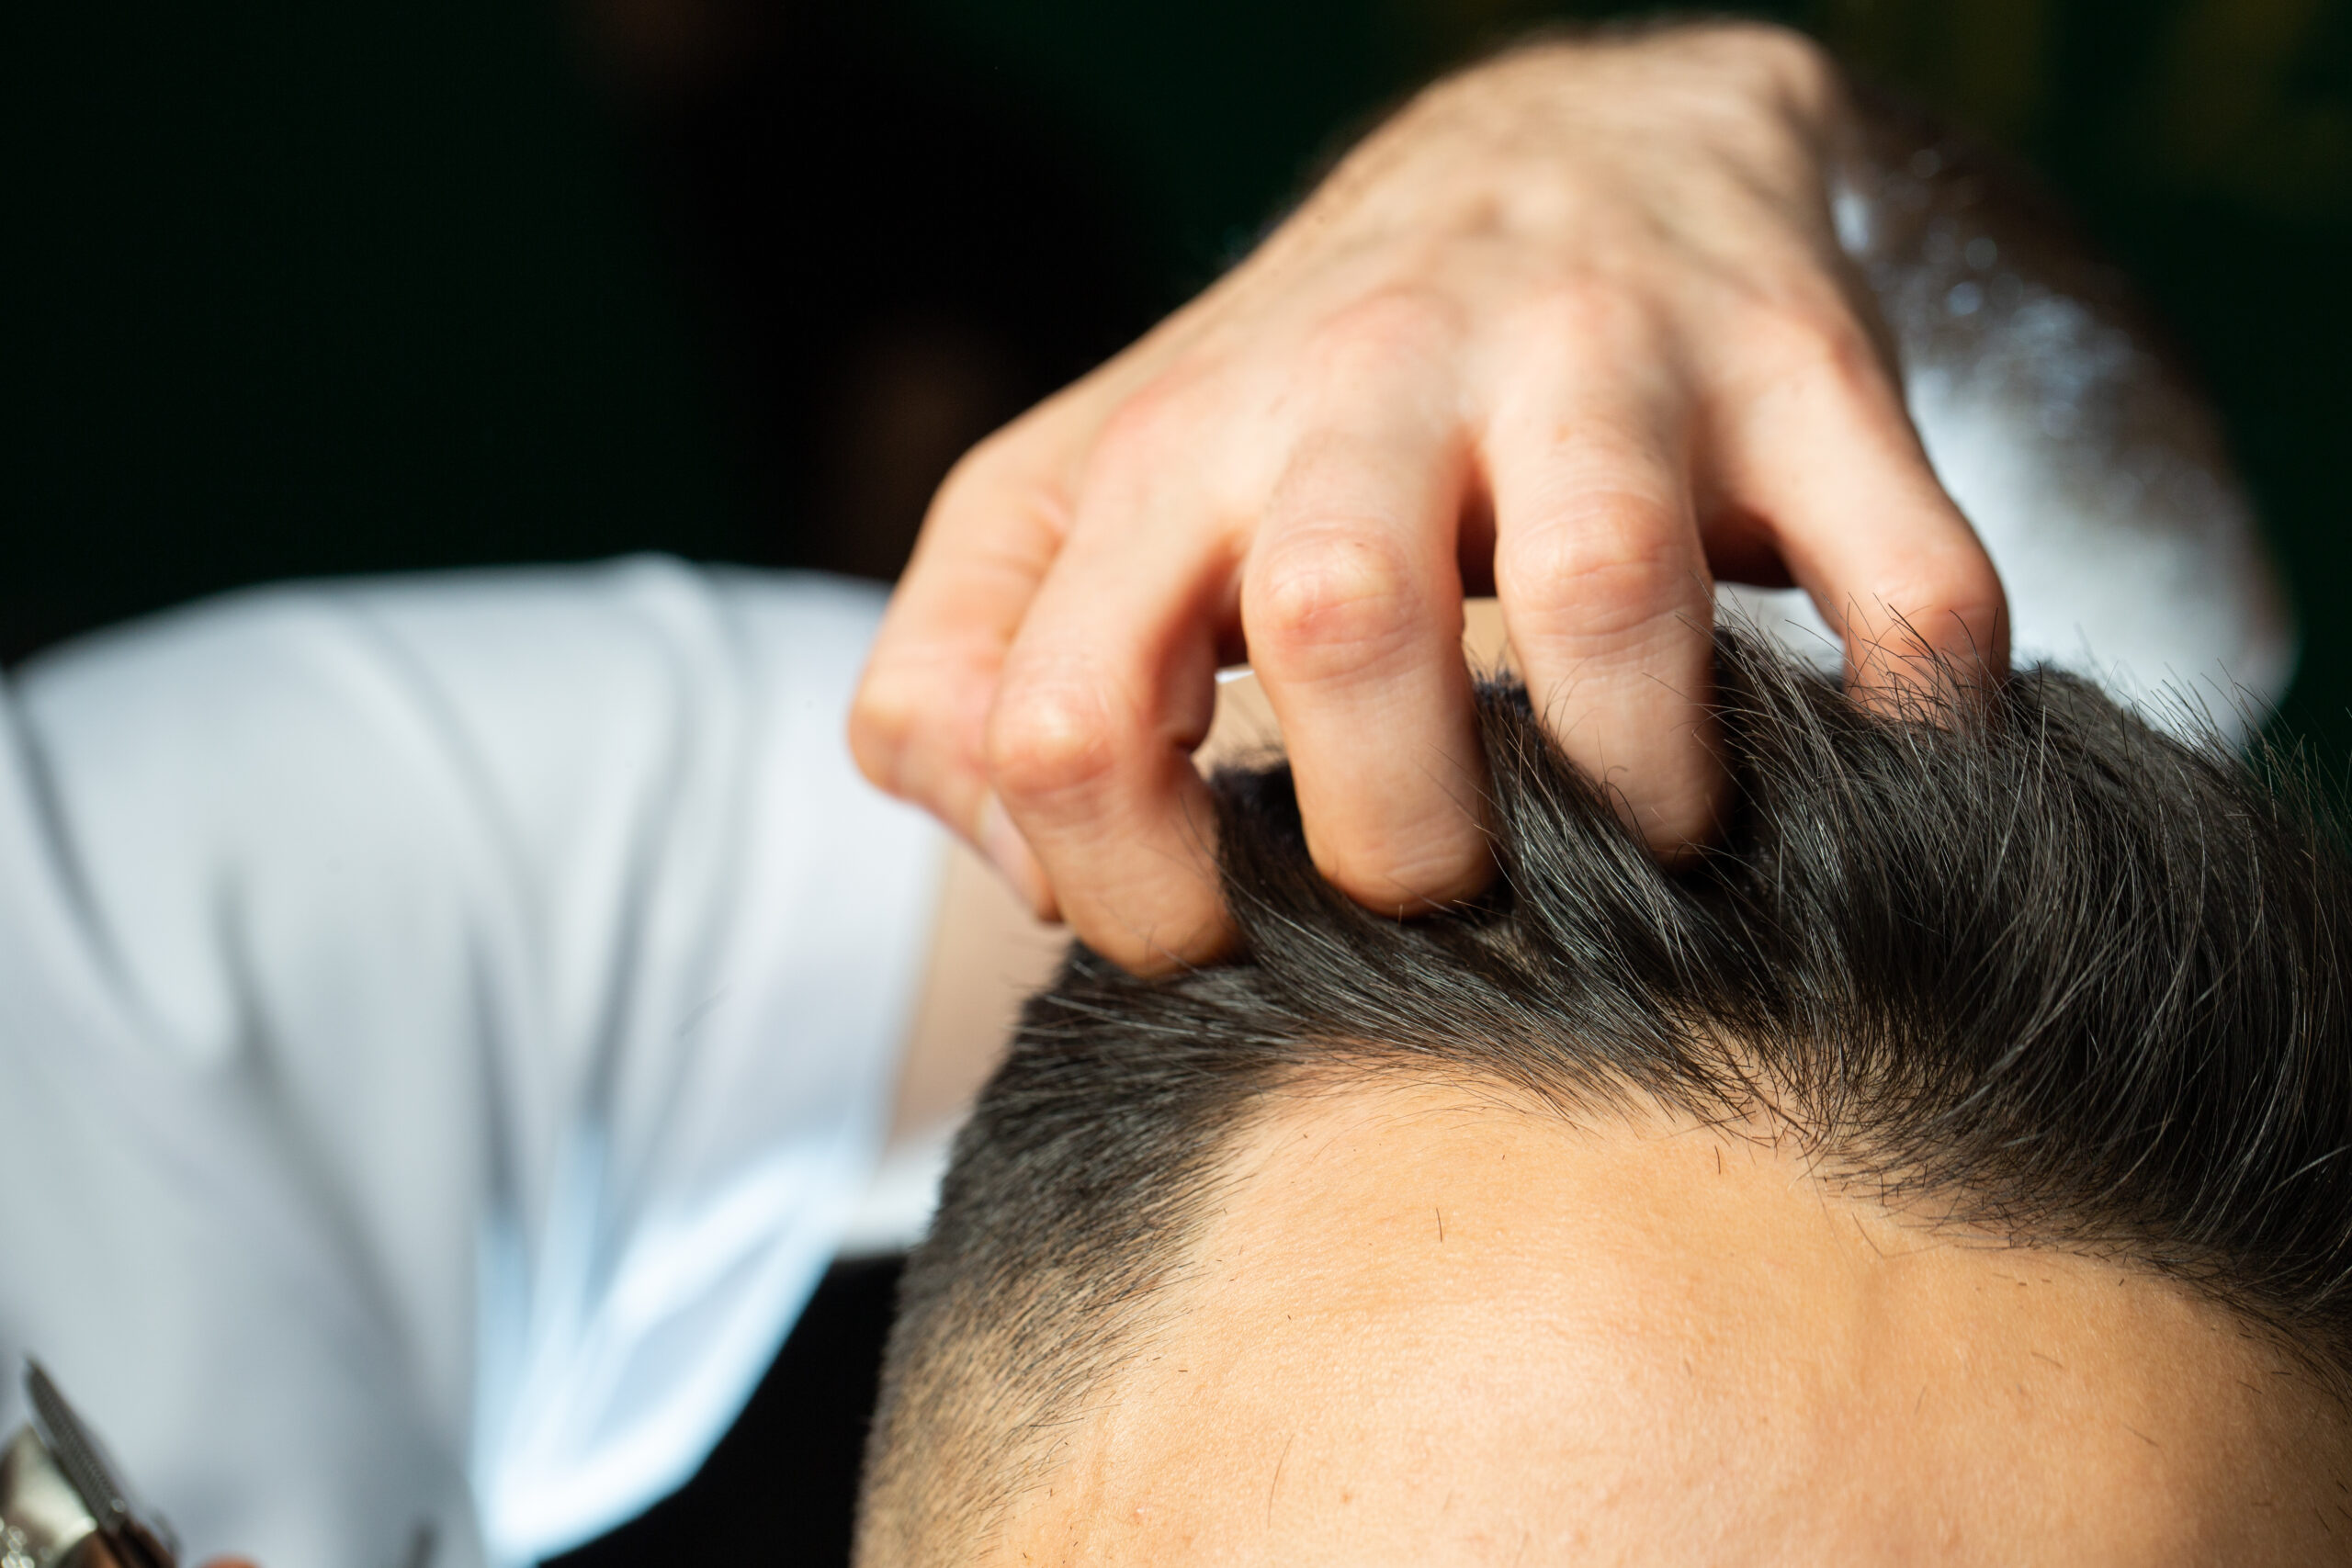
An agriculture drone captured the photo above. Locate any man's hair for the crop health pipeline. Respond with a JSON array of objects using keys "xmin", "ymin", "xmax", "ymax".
[{"xmin": 857, "ymin": 641, "xmax": 2352, "ymax": 1562}]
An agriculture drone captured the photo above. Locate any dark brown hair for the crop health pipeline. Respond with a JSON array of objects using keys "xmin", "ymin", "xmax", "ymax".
[{"xmin": 858, "ymin": 642, "xmax": 2352, "ymax": 1562}]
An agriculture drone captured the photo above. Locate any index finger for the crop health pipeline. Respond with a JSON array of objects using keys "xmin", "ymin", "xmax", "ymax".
[{"xmin": 849, "ymin": 419, "xmax": 1080, "ymax": 914}]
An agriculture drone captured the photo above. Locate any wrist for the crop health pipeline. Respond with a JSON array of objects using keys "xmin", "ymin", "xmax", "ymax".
[{"xmin": 1297, "ymin": 20, "xmax": 1850, "ymax": 264}]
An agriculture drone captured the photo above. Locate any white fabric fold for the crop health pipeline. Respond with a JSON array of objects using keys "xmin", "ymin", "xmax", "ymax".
[{"xmin": 0, "ymin": 560, "xmax": 940, "ymax": 1567}]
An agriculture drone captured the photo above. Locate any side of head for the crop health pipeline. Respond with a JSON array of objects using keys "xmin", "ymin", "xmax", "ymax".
[{"xmin": 859, "ymin": 641, "xmax": 2352, "ymax": 1565}]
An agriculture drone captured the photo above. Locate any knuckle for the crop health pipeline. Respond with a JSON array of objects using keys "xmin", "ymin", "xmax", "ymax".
[
  {"xmin": 1300, "ymin": 288, "xmax": 1463, "ymax": 384},
  {"xmin": 1740, "ymin": 300, "xmax": 1900, "ymax": 411},
  {"xmin": 852, "ymin": 653, "xmax": 994, "ymax": 810},
  {"xmin": 846, "ymin": 675, "xmax": 916, "ymax": 788},
  {"xmin": 1880, "ymin": 553, "xmax": 2008, "ymax": 646},
  {"xmin": 1676, "ymin": 21, "xmax": 1836, "ymax": 114},
  {"xmin": 1735, "ymin": 23, "xmax": 1835, "ymax": 100},
  {"xmin": 1752, "ymin": 301, "xmax": 1889, "ymax": 397},
  {"xmin": 1758, "ymin": 28, "xmax": 1838, "ymax": 109},
  {"xmin": 1249, "ymin": 529, "xmax": 1429, "ymax": 680},
  {"xmin": 927, "ymin": 428, "xmax": 1016, "ymax": 518},
  {"xmin": 986, "ymin": 675, "xmax": 1125, "ymax": 804},
  {"xmin": 1502, "ymin": 502, "xmax": 1702, "ymax": 644},
  {"xmin": 921, "ymin": 427, "xmax": 1077, "ymax": 562},
  {"xmin": 1519, "ymin": 281, "xmax": 1668, "ymax": 365},
  {"xmin": 1091, "ymin": 368, "xmax": 1213, "ymax": 473}
]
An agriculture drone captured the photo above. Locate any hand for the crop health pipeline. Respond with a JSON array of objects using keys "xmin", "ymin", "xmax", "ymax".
[{"xmin": 850, "ymin": 21, "xmax": 2007, "ymax": 973}]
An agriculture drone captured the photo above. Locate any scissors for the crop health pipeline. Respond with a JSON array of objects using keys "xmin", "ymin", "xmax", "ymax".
[{"xmin": 0, "ymin": 1361, "xmax": 179, "ymax": 1568}]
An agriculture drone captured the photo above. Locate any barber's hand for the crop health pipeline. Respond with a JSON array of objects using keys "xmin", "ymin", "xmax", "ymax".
[{"xmin": 851, "ymin": 21, "xmax": 2007, "ymax": 973}]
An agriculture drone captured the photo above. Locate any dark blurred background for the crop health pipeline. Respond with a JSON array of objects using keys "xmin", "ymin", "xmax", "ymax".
[{"xmin": 6, "ymin": 0, "xmax": 2347, "ymax": 1561}]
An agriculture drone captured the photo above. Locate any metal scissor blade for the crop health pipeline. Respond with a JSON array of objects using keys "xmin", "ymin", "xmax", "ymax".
[
  {"xmin": 24, "ymin": 1360, "xmax": 130, "ymax": 1533},
  {"xmin": 23, "ymin": 1360, "xmax": 178, "ymax": 1568}
]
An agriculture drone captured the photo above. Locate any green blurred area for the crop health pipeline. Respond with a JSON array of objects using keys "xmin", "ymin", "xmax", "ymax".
[
  {"xmin": 6, "ymin": 0, "xmax": 2347, "ymax": 751},
  {"xmin": 3, "ymin": 0, "xmax": 737, "ymax": 650}
]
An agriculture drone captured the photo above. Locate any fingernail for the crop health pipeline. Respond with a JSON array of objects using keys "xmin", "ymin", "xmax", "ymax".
[{"xmin": 975, "ymin": 792, "xmax": 1059, "ymax": 921}]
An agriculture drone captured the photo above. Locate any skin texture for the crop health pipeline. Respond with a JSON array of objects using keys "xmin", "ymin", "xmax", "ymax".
[
  {"xmin": 850, "ymin": 23, "xmax": 2007, "ymax": 974},
  {"xmin": 984, "ymin": 1081, "xmax": 2352, "ymax": 1565},
  {"xmin": 882, "ymin": 612, "xmax": 1512, "ymax": 1156}
]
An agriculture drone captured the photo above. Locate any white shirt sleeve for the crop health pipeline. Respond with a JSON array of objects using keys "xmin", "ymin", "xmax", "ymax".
[{"xmin": 0, "ymin": 558, "xmax": 943, "ymax": 1568}]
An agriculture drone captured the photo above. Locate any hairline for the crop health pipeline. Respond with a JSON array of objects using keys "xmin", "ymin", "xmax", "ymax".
[
  {"xmin": 889, "ymin": 1052, "xmax": 2339, "ymax": 1565},
  {"xmin": 859, "ymin": 652, "xmax": 2352, "ymax": 1562}
]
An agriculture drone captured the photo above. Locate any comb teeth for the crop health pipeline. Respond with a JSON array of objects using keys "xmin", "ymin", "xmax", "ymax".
[{"xmin": 23, "ymin": 1360, "xmax": 129, "ymax": 1532}]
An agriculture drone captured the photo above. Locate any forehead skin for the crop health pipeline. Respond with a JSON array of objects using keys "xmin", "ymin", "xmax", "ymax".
[{"xmin": 987, "ymin": 1080, "xmax": 2352, "ymax": 1565}]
